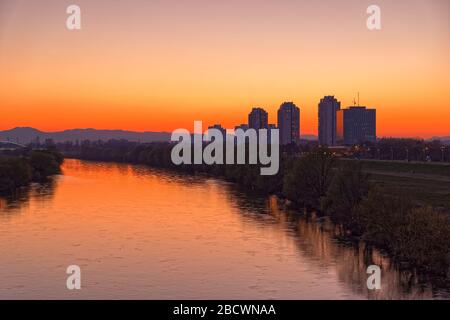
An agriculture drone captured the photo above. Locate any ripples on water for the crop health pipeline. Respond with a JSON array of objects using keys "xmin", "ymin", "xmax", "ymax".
[{"xmin": 0, "ymin": 159, "xmax": 448, "ymax": 299}]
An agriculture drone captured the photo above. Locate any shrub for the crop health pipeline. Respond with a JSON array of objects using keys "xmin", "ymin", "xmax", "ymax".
[
  {"xmin": 283, "ymin": 149, "xmax": 335, "ymax": 210},
  {"xmin": 356, "ymin": 190, "xmax": 450, "ymax": 275},
  {"xmin": 323, "ymin": 162, "xmax": 370, "ymax": 233},
  {"xmin": 0, "ymin": 157, "xmax": 32, "ymax": 193},
  {"xmin": 29, "ymin": 151, "xmax": 61, "ymax": 181}
]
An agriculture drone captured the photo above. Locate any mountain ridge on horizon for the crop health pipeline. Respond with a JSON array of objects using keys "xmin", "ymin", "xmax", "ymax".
[
  {"xmin": 1, "ymin": 127, "xmax": 449, "ymax": 145},
  {"xmin": 2, "ymin": 126, "xmax": 173, "ymax": 134},
  {"xmin": 0, "ymin": 127, "xmax": 172, "ymax": 144},
  {"xmin": 0, "ymin": 127, "xmax": 321, "ymax": 143}
]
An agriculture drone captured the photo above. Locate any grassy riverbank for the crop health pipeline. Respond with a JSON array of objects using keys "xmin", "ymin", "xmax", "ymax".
[
  {"xmin": 0, "ymin": 149, "xmax": 64, "ymax": 194},
  {"xmin": 340, "ymin": 159, "xmax": 450, "ymax": 210}
]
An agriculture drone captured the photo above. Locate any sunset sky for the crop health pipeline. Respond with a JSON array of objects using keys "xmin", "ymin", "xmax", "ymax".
[{"xmin": 0, "ymin": 0, "xmax": 449, "ymax": 138}]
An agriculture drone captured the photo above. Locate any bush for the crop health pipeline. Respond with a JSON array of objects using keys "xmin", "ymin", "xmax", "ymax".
[
  {"xmin": 356, "ymin": 190, "xmax": 450, "ymax": 275},
  {"xmin": 323, "ymin": 162, "xmax": 370, "ymax": 232},
  {"xmin": 29, "ymin": 151, "xmax": 61, "ymax": 181},
  {"xmin": 0, "ymin": 157, "xmax": 32, "ymax": 193},
  {"xmin": 283, "ymin": 149, "xmax": 335, "ymax": 210},
  {"xmin": 0, "ymin": 149, "xmax": 63, "ymax": 194}
]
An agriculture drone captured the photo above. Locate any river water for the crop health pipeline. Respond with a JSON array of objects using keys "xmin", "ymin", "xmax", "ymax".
[{"xmin": 0, "ymin": 159, "xmax": 447, "ymax": 299}]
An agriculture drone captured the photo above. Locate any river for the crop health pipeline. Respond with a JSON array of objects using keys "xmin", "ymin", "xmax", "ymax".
[{"xmin": 0, "ymin": 159, "xmax": 447, "ymax": 299}]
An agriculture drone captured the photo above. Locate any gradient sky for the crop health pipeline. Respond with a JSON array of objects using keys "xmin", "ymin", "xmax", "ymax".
[{"xmin": 0, "ymin": 0, "xmax": 449, "ymax": 137}]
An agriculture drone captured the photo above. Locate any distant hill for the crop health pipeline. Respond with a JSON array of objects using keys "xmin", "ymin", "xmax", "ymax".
[
  {"xmin": 300, "ymin": 134, "xmax": 318, "ymax": 141},
  {"xmin": 0, "ymin": 127, "xmax": 172, "ymax": 144},
  {"xmin": 432, "ymin": 136, "xmax": 450, "ymax": 145}
]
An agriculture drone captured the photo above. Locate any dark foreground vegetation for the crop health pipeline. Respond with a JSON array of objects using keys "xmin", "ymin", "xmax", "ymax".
[
  {"xmin": 60, "ymin": 140, "xmax": 450, "ymax": 277},
  {"xmin": 0, "ymin": 148, "xmax": 63, "ymax": 194}
]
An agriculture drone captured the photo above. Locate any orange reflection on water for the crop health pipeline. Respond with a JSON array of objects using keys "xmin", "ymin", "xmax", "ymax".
[{"xmin": 0, "ymin": 159, "xmax": 446, "ymax": 299}]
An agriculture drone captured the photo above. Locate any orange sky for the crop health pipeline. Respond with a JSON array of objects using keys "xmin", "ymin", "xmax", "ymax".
[{"xmin": 0, "ymin": 0, "xmax": 449, "ymax": 138}]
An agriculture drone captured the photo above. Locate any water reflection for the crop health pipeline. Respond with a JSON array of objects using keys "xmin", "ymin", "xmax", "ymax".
[
  {"xmin": 229, "ymin": 193, "xmax": 448, "ymax": 299},
  {"xmin": 0, "ymin": 179, "xmax": 57, "ymax": 219},
  {"xmin": 0, "ymin": 159, "xmax": 448, "ymax": 299}
]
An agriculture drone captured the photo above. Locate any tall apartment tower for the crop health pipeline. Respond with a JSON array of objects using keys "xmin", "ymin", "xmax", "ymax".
[
  {"xmin": 248, "ymin": 107, "xmax": 268, "ymax": 130},
  {"xmin": 277, "ymin": 102, "xmax": 300, "ymax": 145},
  {"xmin": 336, "ymin": 106, "xmax": 376, "ymax": 145},
  {"xmin": 318, "ymin": 96, "xmax": 341, "ymax": 146}
]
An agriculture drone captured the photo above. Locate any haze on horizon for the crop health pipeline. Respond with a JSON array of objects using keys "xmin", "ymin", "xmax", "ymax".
[{"xmin": 0, "ymin": 0, "xmax": 449, "ymax": 138}]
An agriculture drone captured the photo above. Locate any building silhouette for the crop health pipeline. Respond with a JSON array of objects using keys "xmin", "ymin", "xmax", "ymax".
[
  {"xmin": 318, "ymin": 96, "xmax": 341, "ymax": 146},
  {"xmin": 336, "ymin": 106, "xmax": 376, "ymax": 145},
  {"xmin": 277, "ymin": 102, "xmax": 300, "ymax": 145},
  {"xmin": 248, "ymin": 107, "xmax": 268, "ymax": 130}
]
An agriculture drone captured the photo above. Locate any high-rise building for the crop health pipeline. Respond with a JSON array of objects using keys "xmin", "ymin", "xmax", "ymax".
[
  {"xmin": 277, "ymin": 102, "xmax": 300, "ymax": 145},
  {"xmin": 318, "ymin": 96, "xmax": 341, "ymax": 146},
  {"xmin": 248, "ymin": 107, "xmax": 268, "ymax": 130},
  {"xmin": 336, "ymin": 106, "xmax": 376, "ymax": 145}
]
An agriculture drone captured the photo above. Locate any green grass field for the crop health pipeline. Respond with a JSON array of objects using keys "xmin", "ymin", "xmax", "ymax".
[
  {"xmin": 338, "ymin": 159, "xmax": 450, "ymax": 210},
  {"xmin": 340, "ymin": 158, "xmax": 450, "ymax": 176}
]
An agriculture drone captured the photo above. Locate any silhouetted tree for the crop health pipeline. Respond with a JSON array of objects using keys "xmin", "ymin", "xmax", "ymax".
[
  {"xmin": 322, "ymin": 162, "xmax": 370, "ymax": 232},
  {"xmin": 283, "ymin": 148, "xmax": 335, "ymax": 210}
]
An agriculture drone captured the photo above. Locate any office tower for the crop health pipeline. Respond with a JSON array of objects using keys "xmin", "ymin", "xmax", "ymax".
[
  {"xmin": 277, "ymin": 102, "xmax": 300, "ymax": 145},
  {"xmin": 318, "ymin": 96, "xmax": 341, "ymax": 146},
  {"xmin": 336, "ymin": 106, "xmax": 376, "ymax": 145},
  {"xmin": 248, "ymin": 107, "xmax": 268, "ymax": 130}
]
